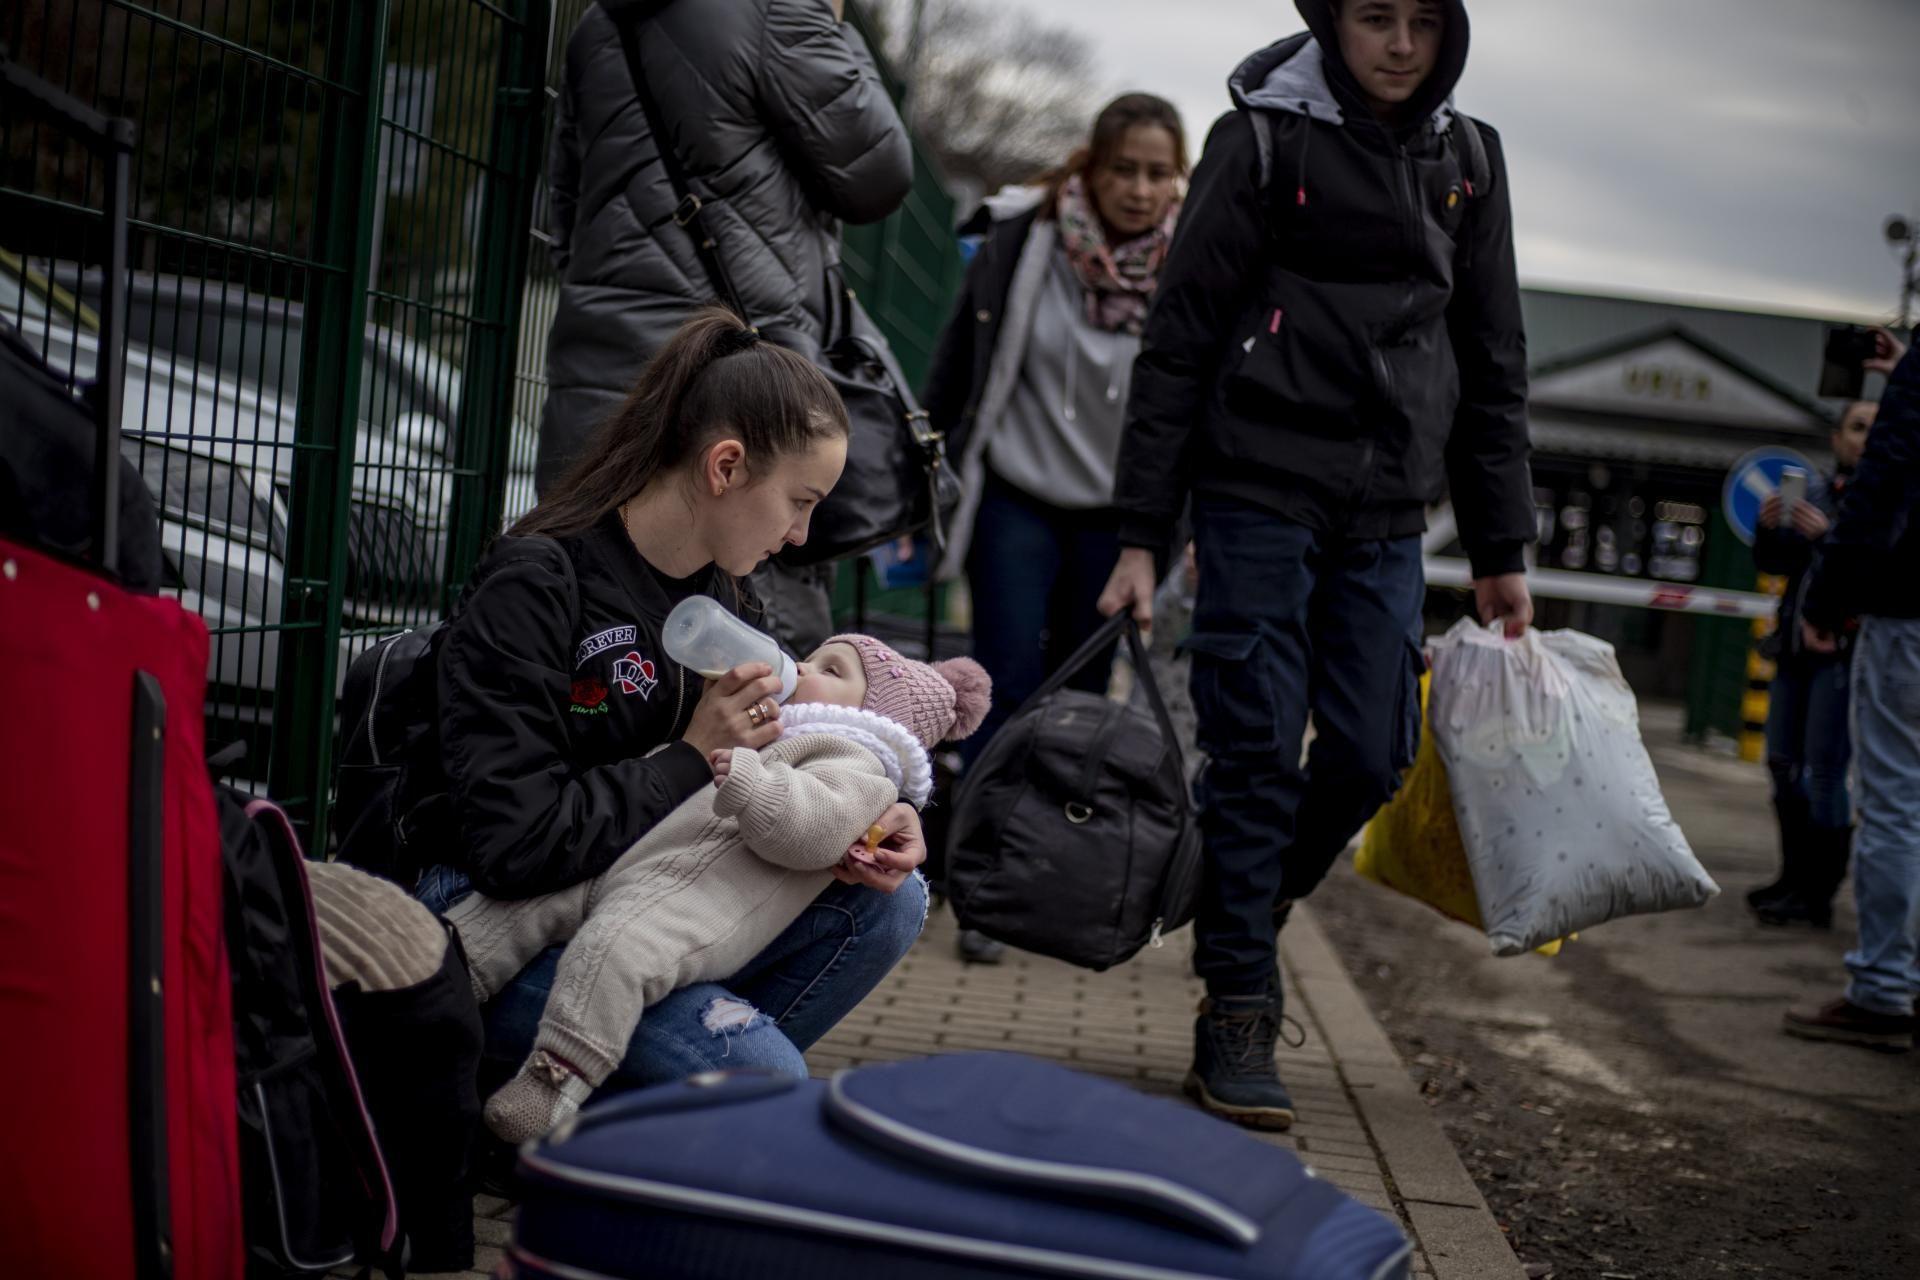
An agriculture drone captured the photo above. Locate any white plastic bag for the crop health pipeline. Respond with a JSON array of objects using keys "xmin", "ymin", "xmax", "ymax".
[{"xmin": 1426, "ymin": 619, "xmax": 1718, "ymax": 956}]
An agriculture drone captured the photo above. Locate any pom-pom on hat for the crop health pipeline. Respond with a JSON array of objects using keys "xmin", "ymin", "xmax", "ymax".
[{"xmin": 824, "ymin": 634, "xmax": 992, "ymax": 751}]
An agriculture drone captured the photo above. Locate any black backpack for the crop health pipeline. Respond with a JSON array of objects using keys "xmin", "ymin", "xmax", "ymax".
[
  {"xmin": 218, "ymin": 787, "xmax": 401, "ymax": 1277},
  {"xmin": 332, "ymin": 624, "xmax": 444, "ymax": 887},
  {"xmin": 945, "ymin": 614, "xmax": 1203, "ymax": 972},
  {"xmin": 332, "ymin": 535, "xmax": 581, "ymax": 885}
]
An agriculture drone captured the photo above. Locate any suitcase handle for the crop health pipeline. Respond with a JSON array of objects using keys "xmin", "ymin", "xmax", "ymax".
[
  {"xmin": 0, "ymin": 55, "xmax": 135, "ymax": 574},
  {"xmin": 824, "ymin": 1067, "xmax": 1261, "ymax": 1247}
]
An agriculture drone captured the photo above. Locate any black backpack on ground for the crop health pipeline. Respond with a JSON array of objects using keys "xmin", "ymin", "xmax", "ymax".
[
  {"xmin": 218, "ymin": 787, "xmax": 402, "ymax": 1277},
  {"xmin": 221, "ymin": 784, "xmax": 485, "ymax": 1276},
  {"xmin": 945, "ymin": 614, "xmax": 1203, "ymax": 972},
  {"xmin": 328, "ymin": 919, "xmax": 484, "ymax": 1275}
]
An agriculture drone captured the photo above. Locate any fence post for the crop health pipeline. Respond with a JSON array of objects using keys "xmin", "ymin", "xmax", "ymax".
[
  {"xmin": 444, "ymin": 0, "xmax": 551, "ymax": 595},
  {"xmin": 270, "ymin": 0, "xmax": 392, "ymax": 844}
]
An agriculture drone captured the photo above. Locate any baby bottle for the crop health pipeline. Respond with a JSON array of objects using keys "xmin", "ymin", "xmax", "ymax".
[{"xmin": 661, "ymin": 595, "xmax": 798, "ymax": 704}]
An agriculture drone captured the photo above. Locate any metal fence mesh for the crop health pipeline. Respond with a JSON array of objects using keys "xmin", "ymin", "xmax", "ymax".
[
  {"xmin": 2, "ymin": 0, "xmax": 546, "ymax": 842},
  {"xmin": 2, "ymin": 0, "xmax": 954, "ymax": 840}
]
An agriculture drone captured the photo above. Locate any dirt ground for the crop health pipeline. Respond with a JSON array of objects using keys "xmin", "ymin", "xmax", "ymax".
[{"xmin": 1306, "ymin": 710, "xmax": 1919, "ymax": 1280}]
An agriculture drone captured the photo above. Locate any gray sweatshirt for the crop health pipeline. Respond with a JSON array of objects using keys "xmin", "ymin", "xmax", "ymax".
[{"xmin": 988, "ymin": 249, "xmax": 1141, "ymax": 511}]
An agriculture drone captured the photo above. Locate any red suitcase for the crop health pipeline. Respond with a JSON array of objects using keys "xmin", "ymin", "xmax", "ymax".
[
  {"xmin": 0, "ymin": 58, "xmax": 242, "ymax": 1279},
  {"xmin": 0, "ymin": 541, "xmax": 243, "ymax": 1279}
]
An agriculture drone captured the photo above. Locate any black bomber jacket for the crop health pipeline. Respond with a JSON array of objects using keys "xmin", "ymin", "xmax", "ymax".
[{"xmin": 419, "ymin": 511, "xmax": 752, "ymax": 899}]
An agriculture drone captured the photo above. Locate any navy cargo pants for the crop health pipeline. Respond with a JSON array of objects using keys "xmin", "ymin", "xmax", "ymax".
[{"xmin": 1185, "ymin": 496, "xmax": 1426, "ymax": 996}]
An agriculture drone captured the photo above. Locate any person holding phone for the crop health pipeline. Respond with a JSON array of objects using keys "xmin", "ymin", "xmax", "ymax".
[
  {"xmin": 1748, "ymin": 398, "xmax": 1877, "ymax": 927},
  {"xmin": 1785, "ymin": 326, "xmax": 1920, "ymax": 1051}
]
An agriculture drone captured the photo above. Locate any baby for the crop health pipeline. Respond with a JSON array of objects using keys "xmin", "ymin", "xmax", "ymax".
[{"xmin": 447, "ymin": 634, "xmax": 990, "ymax": 1142}]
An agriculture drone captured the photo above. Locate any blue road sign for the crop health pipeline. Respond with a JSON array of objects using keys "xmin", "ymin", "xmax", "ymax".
[{"xmin": 1722, "ymin": 446, "xmax": 1814, "ymax": 546}]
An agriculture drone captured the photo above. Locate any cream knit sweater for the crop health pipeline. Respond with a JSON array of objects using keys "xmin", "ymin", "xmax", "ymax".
[{"xmin": 448, "ymin": 727, "xmax": 901, "ymax": 1080}]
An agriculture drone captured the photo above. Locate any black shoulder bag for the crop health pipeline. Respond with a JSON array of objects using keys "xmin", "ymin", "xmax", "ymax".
[
  {"xmin": 612, "ymin": 8, "xmax": 960, "ymax": 565},
  {"xmin": 945, "ymin": 613, "xmax": 1203, "ymax": 972}
]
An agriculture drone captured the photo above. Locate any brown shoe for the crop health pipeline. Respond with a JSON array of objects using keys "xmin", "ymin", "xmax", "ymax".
[{"xmin": 1782, "ymin": 998, "xmax": 1915, "ymax": 1052}]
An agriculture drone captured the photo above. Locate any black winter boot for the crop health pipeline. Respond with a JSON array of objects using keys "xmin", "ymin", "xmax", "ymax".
[
  {"xmin": 1185, "ymin": 991, "xmax": 1296, "ymax": 1130},
  {"xmin": 1749, "ymin": 790, "xmax": 1810, "ymax": 913},
  {"xmin": 1758, "ymin": 824, "xmax": 1852, "ymax": 929}
]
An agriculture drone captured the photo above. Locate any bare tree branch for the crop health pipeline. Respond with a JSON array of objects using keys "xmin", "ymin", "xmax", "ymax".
[{"xmin": 873, "ymin": 0, "xmax": 1105, "ymax": 199}]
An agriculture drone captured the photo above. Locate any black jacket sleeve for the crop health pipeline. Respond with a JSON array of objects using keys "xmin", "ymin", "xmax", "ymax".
[
  {"xmin": 437, "ymin": 544, "xmax": 712, "ymax": 899},
  {"xmin": 1803, "ymin": 347, "xmax": 1920, "ymax": 629},
  {"xmin": 1443, "ymin": 121, "xmax": 1534, "ymax": 578},
  {"xmin": 1113, "ymin": 111, "xmax": 1268, "ymax": 550},
  {"xmin": 1751, "ymin": 520, "xmax": 1810, "ymax": 577},
  {"xmin": 545, "ymin": 57, "xmax": 581, "ymax": 274},
  {"xmin": 756, "ymin": 0, "xmax": 912, "ymax": 226},
  {"xmin": 921, "ymin": 238, "xmax": 986, "ymax": 460}
]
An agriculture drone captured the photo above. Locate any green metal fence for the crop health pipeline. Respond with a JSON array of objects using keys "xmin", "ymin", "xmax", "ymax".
[
  {"xmin": 2, "ymin": 0, "xmax": 548, "ymax": 845},
  {"xmin": 2, "ymin": 1, "xmax": 958, "ymax": 844}
]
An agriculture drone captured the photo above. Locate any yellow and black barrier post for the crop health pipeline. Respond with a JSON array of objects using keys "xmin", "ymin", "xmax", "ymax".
[{"xmin": 1740, "ymin": 572, "xmax": 1788, "ymax": 763}]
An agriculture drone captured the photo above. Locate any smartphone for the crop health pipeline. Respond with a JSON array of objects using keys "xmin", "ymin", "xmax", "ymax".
[
  {"xmin": 1818, "ymin": 324, "xmax": 1877, "ymax": 399},
  {"xmin": 1777, "ymin": 465, "xmax": 1807, "ymax": 515}
]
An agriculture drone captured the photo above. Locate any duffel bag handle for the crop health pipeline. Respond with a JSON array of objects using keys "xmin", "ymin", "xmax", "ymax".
[{"xmin": 1027, "ymin": 613, "xmax": 1187, "ymax": 782}]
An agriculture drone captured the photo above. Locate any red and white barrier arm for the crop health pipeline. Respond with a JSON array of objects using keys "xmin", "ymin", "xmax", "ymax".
[{"xmin": 1423, "ymin": 557, "xmax": 1777, "ymax": 620}]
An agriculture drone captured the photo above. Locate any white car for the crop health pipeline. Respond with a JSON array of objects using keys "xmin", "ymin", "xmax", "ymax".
[{"xmin": 5, "ymin": 257, "xmax": 538, "ymax": 713}]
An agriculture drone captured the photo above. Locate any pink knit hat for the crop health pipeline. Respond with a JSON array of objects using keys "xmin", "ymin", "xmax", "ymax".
[{"xmin": 824, "ymin": 634, "xmax": 991, "ymax": 751}]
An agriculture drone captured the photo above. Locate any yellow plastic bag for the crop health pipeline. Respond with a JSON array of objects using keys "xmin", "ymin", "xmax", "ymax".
[{"xmin": 1355, "ymin": 674, "xmax": 1570, "ymax": 957}]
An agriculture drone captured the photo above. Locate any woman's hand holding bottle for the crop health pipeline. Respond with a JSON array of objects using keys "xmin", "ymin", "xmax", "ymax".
[{"xmin": 682, "ymin": 662, "xmax": 785, "ymax": 757}]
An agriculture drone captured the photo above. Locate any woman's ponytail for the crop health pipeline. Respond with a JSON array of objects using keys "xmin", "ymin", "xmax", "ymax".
[{"xmin": 511, "ymin": 308, "xmax": 845, "ymax": 539}]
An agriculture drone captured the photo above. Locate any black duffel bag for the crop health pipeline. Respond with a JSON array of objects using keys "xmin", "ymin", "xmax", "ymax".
[{"xmin": 946, "ymin": 613, "xmax": 1202, "ymax": 972}]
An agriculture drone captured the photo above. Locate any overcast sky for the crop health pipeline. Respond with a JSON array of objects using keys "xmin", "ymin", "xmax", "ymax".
[{"xmin": 1029, "ymin": 0, "xmax": 1920, "ymax": 321}]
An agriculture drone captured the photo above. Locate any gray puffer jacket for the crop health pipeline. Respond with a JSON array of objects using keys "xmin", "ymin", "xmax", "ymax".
[{"xmin": 537, "ymin": 0, "xmax": 912, "ymax": 490}]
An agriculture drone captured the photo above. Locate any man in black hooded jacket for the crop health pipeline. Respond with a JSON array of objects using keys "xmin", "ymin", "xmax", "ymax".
[{"xmin": 1099, "ymin": 0, "xmax": 1535, "ymax": 1128}]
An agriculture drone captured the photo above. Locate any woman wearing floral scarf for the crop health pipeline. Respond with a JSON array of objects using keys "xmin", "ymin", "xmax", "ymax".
[{"xmin": 921, "ymin": 94, "xmax": 1187, "ymax": 962}]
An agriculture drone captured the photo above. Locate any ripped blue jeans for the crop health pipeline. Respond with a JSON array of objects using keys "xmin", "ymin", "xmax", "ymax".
[{"xmin": 417, "ymin": 866, "xmax": 926, "ymax": 1090}]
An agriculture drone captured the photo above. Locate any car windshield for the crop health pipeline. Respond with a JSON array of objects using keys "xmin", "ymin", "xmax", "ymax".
[
  {"xmin": 123, "ymin": 284, "xmax": 303, "ymax": 411},
  {"xmin": 122, "ymin": 280, "xmax": 453, "ymax": 430}
]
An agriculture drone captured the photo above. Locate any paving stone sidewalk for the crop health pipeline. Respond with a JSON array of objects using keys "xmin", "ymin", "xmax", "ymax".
[{"xmin": 424, "ymin": 902, "xmax": 1521, "ymax": 1279}]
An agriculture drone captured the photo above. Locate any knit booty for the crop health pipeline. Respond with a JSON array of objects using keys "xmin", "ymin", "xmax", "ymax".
[
  {"xmin": 465, "ymin": 956, "xmax": 491, "ymax": 1008},
  {"xmin": 484, "ymin": 1049, "xmax": 596, "ymax": 1144}
]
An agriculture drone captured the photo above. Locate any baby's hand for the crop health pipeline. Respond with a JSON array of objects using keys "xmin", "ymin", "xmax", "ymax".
[{"xmin": 709, "ymin": 748, "xmax": 733, "ymax": 785}]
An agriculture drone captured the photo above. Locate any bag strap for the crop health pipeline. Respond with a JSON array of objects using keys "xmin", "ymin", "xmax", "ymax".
[
  {"xmin": 1249, "ymin": 105, "xmax": 1490, "ymax": 211},
  {"xmin": 1027, "ymin": 611, "xmax": 1190, "ymax": 788},
  {"xmin": 611, "ymin": 3, "xmax": 753, "ymax": 324},
  {"xmin": 1452, "ymin": 112, "xmax": 1490, "ymax": 198},
  {"xmin": 243, "ymin": 796, "xmax": 405, "ymax": 1274}
]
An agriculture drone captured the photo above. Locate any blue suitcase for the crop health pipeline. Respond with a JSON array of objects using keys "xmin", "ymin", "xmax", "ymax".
[{"xmin": 506, "ymin": 1052, "xmax": 1411, "ymax": 1280}]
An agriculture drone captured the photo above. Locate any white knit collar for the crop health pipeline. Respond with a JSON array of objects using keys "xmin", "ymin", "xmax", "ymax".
[{"xmin": 777, "ymin": 703, "xmax": 933, "ymax": 807}]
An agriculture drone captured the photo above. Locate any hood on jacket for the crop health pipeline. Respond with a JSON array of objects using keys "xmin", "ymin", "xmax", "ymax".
[{"xmin": 1231, "ymin": 0, "xmax": 1468, "ymax": 135}]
